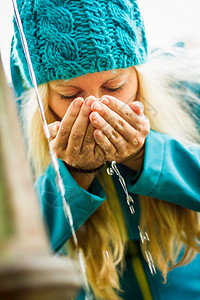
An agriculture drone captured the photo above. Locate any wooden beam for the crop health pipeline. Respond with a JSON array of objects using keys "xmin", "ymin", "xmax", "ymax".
[{"xmin": 0, "ymin": 57, "xmax": 81, "ymax": 299}]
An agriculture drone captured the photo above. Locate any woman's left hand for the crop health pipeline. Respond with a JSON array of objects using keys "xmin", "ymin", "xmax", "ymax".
[{"xmin": 89, "ymin": 95, "xmax": 150, "ymax": 171}]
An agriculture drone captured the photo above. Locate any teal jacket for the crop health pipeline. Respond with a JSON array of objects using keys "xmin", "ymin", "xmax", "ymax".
[{"xmin": 36, "ymin": 130, "xmax": 200, "ymax": 300}]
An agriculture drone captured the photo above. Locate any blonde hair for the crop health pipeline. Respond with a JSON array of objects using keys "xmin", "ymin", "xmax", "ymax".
[
  {"xmin": 22, "ymin": 46, "xmax": 200, "ymax": 299},
  {"xmin": 135, "ymin": 47, "xmax": 200, "ymax": 283}
]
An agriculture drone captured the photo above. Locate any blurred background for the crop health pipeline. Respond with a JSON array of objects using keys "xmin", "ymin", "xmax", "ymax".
[{"xmin": 0, "ymin": 0, "xmax": 200, "ymax": 82}]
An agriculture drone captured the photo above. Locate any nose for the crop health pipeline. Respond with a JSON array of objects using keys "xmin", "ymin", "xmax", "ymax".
[{"xmin": 84, "ymin": 91, "xmax": 101, "ymax": 99}]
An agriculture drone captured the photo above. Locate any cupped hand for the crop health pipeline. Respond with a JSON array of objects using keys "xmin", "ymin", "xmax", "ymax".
[
  {"xmin": 89, "ymin": 95, "xmax": 150, "ymax": 169},
  {"xmin": 48, "ymin": 96, "xmax": 105, "ymax": 170}
]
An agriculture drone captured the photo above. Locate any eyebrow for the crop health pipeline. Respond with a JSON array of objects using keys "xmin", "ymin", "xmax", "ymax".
[
  {"xmin": 103, "ymin": 75, "xmax": 120, "ymax": 84},
  {"xmin": 56, "ymin": 83, "xmax": 78, "ymax": 88}
]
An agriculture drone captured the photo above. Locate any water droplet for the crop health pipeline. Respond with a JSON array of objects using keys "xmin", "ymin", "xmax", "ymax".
[
  {"xmin": 145, "ymin": 250, "xmax": 156, "ymax": 275},
  {"xmin": 127, "ymin": 195, "xmax": 134, "ymax": 205},
  {"xmin": 107, "ymin": 167, "xmax": 114, "ymax": 175},
  {"xmin": 129, "ymin": 205, "xmax": 135, "ymax": 214}
]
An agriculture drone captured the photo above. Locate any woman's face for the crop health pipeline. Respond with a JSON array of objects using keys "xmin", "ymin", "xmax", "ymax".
[{"xmin": 48, "ymin": 67, "xmax": 138, "ymax": 120}]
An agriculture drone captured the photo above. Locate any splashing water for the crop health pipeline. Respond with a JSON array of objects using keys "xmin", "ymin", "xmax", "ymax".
[
  {"xmin": 107, "ymin": 161, "xmax": 156, "ymax": 275},
  {"xmin": 11, "ymin": 0, "xmax": 93, "ymax": 298}
]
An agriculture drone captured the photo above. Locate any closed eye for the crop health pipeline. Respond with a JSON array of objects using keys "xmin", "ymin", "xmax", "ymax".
[
  {"xmin": 59, "ymin": 83, "xmax": 125, "ymax": 99},
  {"xmin": 103, "ymin": 83, "xmax": 125, "ymax": 92},
  {"xmin": 60, "ymin": 93, "xmax": 80, "ymax": 100}
]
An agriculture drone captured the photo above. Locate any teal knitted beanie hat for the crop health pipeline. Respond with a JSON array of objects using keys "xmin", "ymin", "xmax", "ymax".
[{"xmin": 12, "ymin": 0, "xmax": 148, "ymax": 88}]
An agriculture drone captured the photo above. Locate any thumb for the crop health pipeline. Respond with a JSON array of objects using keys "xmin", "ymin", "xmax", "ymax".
[
  {"xmin": 129, "ymin": 101, "xmax": 144, "ymax": 116},
  {"xmin": 48, "ymin": 121, "xmax": 61, "ymax": 140}
]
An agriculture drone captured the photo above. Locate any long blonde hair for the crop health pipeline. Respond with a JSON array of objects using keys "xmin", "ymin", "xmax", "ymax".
[
  {"xmin": 22, "ymin": 46, "xmax": 200, "ymax": 299},
  {"xmin": 135, "ymin": 46, "xmax": 200, "ymax": 283}
]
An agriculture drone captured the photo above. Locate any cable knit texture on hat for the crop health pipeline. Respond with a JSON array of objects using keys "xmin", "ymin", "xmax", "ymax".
[{"xmin": 12, "ymin": 0, "xmax": 148, "ymax": 87}]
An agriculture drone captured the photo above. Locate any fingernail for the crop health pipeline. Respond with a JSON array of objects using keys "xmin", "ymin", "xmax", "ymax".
[
  {"xmin": 91, "ymin": 112, "xmax": 99, "ymax": 123},
  {"xmin": 86, "ymin": 96, "xmax": 97, "ymax": 106},
  {"xmin": 53, "ymin": 122, "xmax": 60, "ymax": 132},
  {"xmin": 74, "ymin": 97, "xmax": 83, "ymax": 108},
  {"xmin": 101, "ymin": 96, "xmax": 109, "ymax": 105},
  {"xmin": 137, "ymin": 102, "xmax": 144, "ymax": 113},
  {"xmin": 130, "ymin": 101, "xmax": 144, "ymax": 115},
  {"xmin": 92, "ymin": 112, "xmax": 98, "ymax": 119},
  {"xmin": 92, "ymin": 102, "xmax": 102, "ymax": 111},
  {"xmin": 96, "ymin": 130, "xmax": 102, "ymax": 136}
]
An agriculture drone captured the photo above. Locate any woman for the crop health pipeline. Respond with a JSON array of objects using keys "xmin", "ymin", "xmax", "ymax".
[{"xmin": 11, "ymin": 0, "xmax": 200, "ymax": 299}]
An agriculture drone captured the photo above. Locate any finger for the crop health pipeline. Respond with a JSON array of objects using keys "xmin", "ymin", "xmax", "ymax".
[
  {"xmin": 67, "ymin": 96, "xmax": 97, "ymax": 153},
  {"xmin": 90, "ymin": 111, "xmax": 129, "ymax": 154},
  {"xmin": 81, "ymin": 122, "xmax": 95, "ymax": 152},
  {"xmin": 48, "ymin": 121, "xmax": 61, "ymax": 140},
  {"xmin": 129, "ymin": 101, "xmax": 144, "ymax": 116},
  {"xmin": 99, "ymin": 95, "xmax": 146, "ymax": 131},
  {"xmin": 94, "ymin": 129, "xmax": 117, "ymax": 160},
  {"xmin": 94, "ymin": 144, "xmax": 106, "ymax": 164},
  {"xmin": 54, "ymin": 97, "xmax": 84, "ymax": 150},
  {"xmin": 129, "ymin": 101, "xmax": 149, "ymax": 123},
  {"xmin": 90, "ymin": 102, "xmax": 138, "ymax": 141}
]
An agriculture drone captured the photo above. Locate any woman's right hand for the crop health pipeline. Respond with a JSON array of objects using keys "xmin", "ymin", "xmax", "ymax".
[{"xmin": 48, "ymin": 96, "xmax": 105, "ymax": 171}]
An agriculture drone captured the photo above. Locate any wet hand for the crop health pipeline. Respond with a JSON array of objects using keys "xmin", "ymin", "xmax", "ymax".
[
  {"xmin": 89, "ymin": 95, "xmax": 150, "ymax": 169},
  {"xmin": 48, "ymin": 96, "xmax": 105, "ymax": 170}
]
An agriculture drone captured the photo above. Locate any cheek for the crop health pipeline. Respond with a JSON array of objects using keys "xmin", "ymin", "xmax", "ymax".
[
  {"xmin": 48, "ymin": 93, "xmax": 71, "ymax": 120},
  {"xmin": 118, "ymin": 86, "xmax": 138, "ymax": 105},
  {"xmin": 117, "ymin": 71, "xmax": 138, "ymax": 104},
  {"xmin": 122, "ymin": 75, "xmax": 138, "ymax": 104}
]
